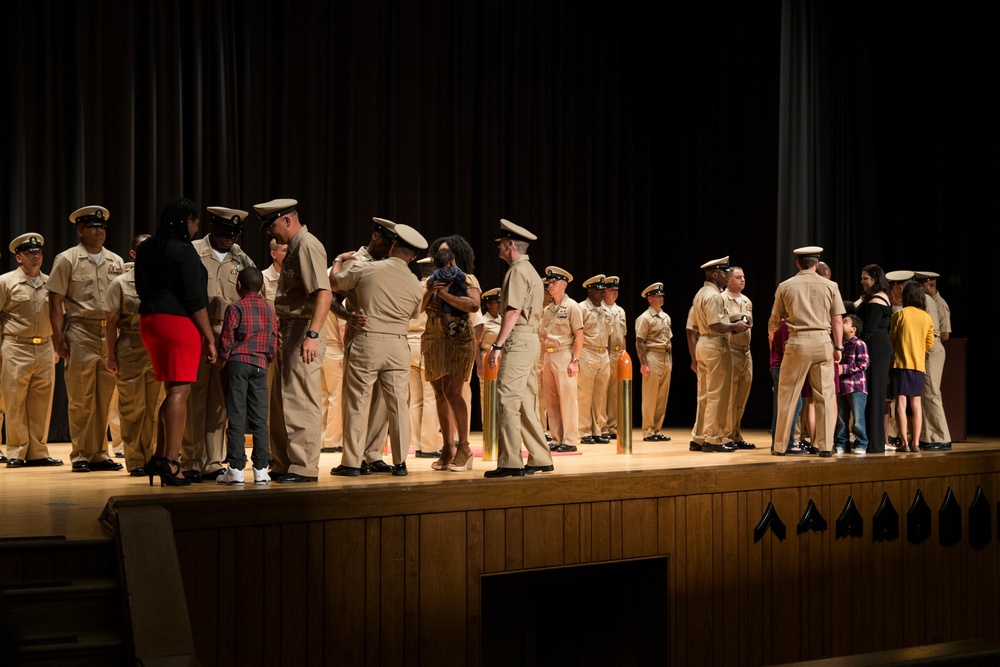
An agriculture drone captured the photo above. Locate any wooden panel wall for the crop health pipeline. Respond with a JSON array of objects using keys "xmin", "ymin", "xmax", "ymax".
[{"xmin": 114, "ymin": 460, "xmax": 1000, "ymax": 666}]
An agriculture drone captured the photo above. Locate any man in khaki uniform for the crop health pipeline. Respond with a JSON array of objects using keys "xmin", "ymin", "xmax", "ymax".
[
  {"xmin": 262, "ymin": 239, "xmax": 286, "ymax": 305},
  {"xmin": 769, "ymin": 246, "xmax": 845, "ymax": 457},
  {"xmin": 184, "ymin": 207, "xmax": 255, "ymax": 481},
  {"xmin": 256, "ymin": 198, "xmax": 332, "ymax": 483},
  {"xmin": 485, "ymin": 219, "xmax": 554, "ymax": 477},
  {"xmin": 1, "ymin": 233, "xmax": 62, "ymax": 467},
  {"xmin": 329, "ymin": 218, "xmax": 400, "ymax": 472},
  {"xmin": 538, "ymin": 280, "xmax": 553, "ymax": 441},
  {"xmin": 410, "ymin": 258, "xmax": 443, "ymax": 458},
  {"xmin": 635, "ymin": 282, "xmax": 672, "ymax": 442},
  {"xmin": 541, "ymin": 266, "xmax": 583, "ymax": 453},
  {"xmin": 48, "ymin": 205, "xmax": 125, "ymax": 472},
  {"xmin": 722, "ymin": 267, "xmax": 756, "ymax": 449},
  {"xmin": 475, "ymin": 287, "xmax": 503, "ymax": 424},
  {"xmin": 319, "ymin": 310, "xmax": 345, "ymax": 453},
  {"xmin": 915, "ymin": 271, "xmax": 952, "ymax": 450},
  {"xmin": 330, "ymin": 224, "xmax": 427, "ymax": 476},
  {"xmin": 104, "ymin": 234, "xmax": 162, "ymax": 476},
  {"xmin": 691, "ymin": 256, "xmax": 747, "ymax": 453},
  {"xmin": 578, "ymin": 274, "xmax": 612, "ymax": 443},
  {"xmin": 603, "ymin": 276, "xmax": 627, "ymax": 440}
]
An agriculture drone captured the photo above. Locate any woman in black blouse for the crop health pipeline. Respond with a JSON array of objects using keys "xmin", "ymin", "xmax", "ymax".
[
  {"xmin": 855, "ymin": 264, "xmax": 892, "ymax": 454},
  {"xmin": 135, "ymin": 198, "xmax": 216, "ymax": 486}
]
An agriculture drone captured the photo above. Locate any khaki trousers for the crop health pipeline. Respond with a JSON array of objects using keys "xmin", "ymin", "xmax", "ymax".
[
  {"xmin": 341, "ymin": 342, "xmax": 391, "ymax": 463},
  {"xmin": 496, "ymin": 332, "xmax": 552, "ymax": 469},
  {"xmin": 920, "ymin": 340, "xmax": 951, "ymax": 444},
  {"xmin": 64, "ymin": 320, "xmax": 115, "ymax": 463},
  {"xmin": 578, "ymin": 347, "xmax": 611, "ymax": 437},
  {"xmin": 606, "ymin": 350, "xmax": 622, "ymax": 435},
  {"xmin": 269, "ymin": 320, "xmax": 327, "ymax": 477},
  {"xmin": 412, "ymin": 365, "xmax": 441, "ymax": 453},
  {"xmin": 641, "ymin": 348, "xmax": 672, "ymax": 437},
  {"xmin": 340, "ymin": 332, "xmax": 410, "ymax": 468},
  {"xmin": 113, "ymin": 333, "xmax": 162, "ymax": 471},
  {"xmin": 542, "ymin": 349, "xmax": 579, "ymax": 445},
  {"xmin": 321, "ymin": 344, "xmax": 345, "ymax": 450},
  {"xmin": 774, "ymin": 332, "xmax": 836, "ymax": 453},
  {"xmin": 183, "ymin": 332, "xmax": 227, "ymax": 474},
  {"xmin": 1, "ymin": 339, "xmax": 55, "ymax": 460},
  {"xmin": 728, "ymin": 347, "xmax": 753, "ymax": 442},
  {"xmin": 108, "ymin": 389, "xmax": 123, "ymax": 454},
  {"xmin": 691, "ymin": 335, "xmax": 731, "ymax": 446}
]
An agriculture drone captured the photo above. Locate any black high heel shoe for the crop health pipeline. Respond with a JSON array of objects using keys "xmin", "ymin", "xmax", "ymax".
[
  {"xmin": 159, "ymin": 459, "xmax": 192, "ymax": 487},
  {"xmin": 146, "ymin": 454, "xmax": 164, "ymax": 487}
]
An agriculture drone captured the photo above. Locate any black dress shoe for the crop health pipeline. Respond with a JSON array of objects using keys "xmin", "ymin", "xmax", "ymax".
[
  {"xmin": 689, "ymin": 441, "xmax": 703, "ymax": 452},
  {"xmin": 484, "ymin": 467, "xmax": 526, "ymax": 478},
  {"xmin": 819, "ymin": 451, "xmax": 832, "ymax": 458},
  {"xmin": 0, "ymin": 454, "xmax": 7, "ymax": 463},
  {"xmin": 596, "ymin": 435, "xmax": 611, "ymax": 444},
  {"xmin": 72, "ymin": 461, "xmax": 91, "ymax": 472},
  {"xmin": 702, "ymin": 442, "xmax": 737, "ymax": 453},
  {"xmin": 545, "ymin": 433, "xmax": 554, "ymax": 442},
  {"xmin": 331, "ymin": 465, "xmax": 361, "ymax": 477},
  {"xmin": 553, "ymin": 444, "xmax": 577, "ymax": 453},
  {"xmin": 114, "ymin": 451, "xmax": 125, "ymax": 458},
  {"xmin": 392, "ymin": 463, "xmax": 408, "ymax": 476},
  {"xmin": 524, "ymin": 464, "xmax": 555, "ymax": 474},
  {"xmin": 734, "ymin": 440, "xmax": 756, "ymax": 450},
  {"xmin": 320, "ymin": 447, "xmax": 337, "ymax": 453},
  {"xmin": 6, "ymin": 458, "xmax": 25, "ymax": 468},
  {"xmin": 920, "ymin": 441, "xmax": 952, "ymax": 451},
  {"xmin": 24, "ymin": 457, "xmax": 64, "ymax": 467},
  {"xmin": 771, "ymin": 450, "xmax": 786, "ymax": 456},
  {"xmin": 360, "ymin": 461, "xmax": 373, "ymax": 475},
  {"xmin": 580, "ymin": 435, "xmax": 598, "ymax": 444},
  {"xmin": 275, "ymin": 473, "xmax": 318, "ymax": 483},
  {"xmin": 88, "ymin": 459, "xmax": 124, "ymax": 472},
  {"xmin": 414, "ymin": 450, "xmax": 442, "ymax": 458},
  {"xmin": 201, "ymin": 469, "xmax": 226, "ymax": 481},
  {"xmin": 128, "ymin": 467, "xmax": 146, "ymax": 476},
  {"xmin": 368, "ymin": 460, "xmax": 394, "ymax": 474},
  {"xmin": 609, "ymin": 433, "xmax": 617, "ymax": 440},
  {"xmin": 182, "ymin": 470, "xmax": 203, "ymax": 483},
  {"xmin": 643, "ymin": 435, "xmax": 657, "ymax": 442},
  {"xmin": 268, "ymin": 470, "xmax": 286, "ymax": 482}
]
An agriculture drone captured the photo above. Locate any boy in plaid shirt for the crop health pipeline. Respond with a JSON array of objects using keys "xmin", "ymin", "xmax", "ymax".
[
  {"xmin": 835, "ymin": 314, "xmax": 870, "ymax": 454},
  {"xmin": 217, "ymin": 267, "xmax": 279, "ymax": 484}
]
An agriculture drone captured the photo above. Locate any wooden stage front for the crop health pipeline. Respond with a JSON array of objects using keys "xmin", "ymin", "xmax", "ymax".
[{"xmin": 3, "ymin": 429, "xmax": 1000, "ymax": 666}]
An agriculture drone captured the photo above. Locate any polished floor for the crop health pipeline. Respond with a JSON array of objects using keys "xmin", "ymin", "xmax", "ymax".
[{"xmin": 1, "ymin": 428, "xmax": 995, "ymax": 541}]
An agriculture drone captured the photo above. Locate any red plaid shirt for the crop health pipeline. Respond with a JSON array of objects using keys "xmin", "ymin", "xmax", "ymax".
[
  {"xmin": 219, "ymin": 293, "xmax": 278, "ymax": 369},
  {"xmin": 837, "ymin": 336, "xmax": 870, "ymax": 394}
]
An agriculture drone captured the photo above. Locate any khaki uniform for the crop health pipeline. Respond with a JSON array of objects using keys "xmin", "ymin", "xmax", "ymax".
[
  {"xmin": 771, "ymin": 271, "xmax": 846, "ymax": 453},
  {"xmin": 496, "ymin": 256, "xmax": 552, "ymax": 469},
  {"xmin": 409, "ymin": 308, "xmax": 441, "ymax": 454},
  {"xmin": 722, "ymin": 290, "xmax": 753, "ymax": 442},
  {"xmin": 0, "ymin": 268, "xmax": 55, "ymax": 460},
  {"xmin": 262, "ymin": 263, "xmax": 280, "ymax": 423},
  {"xmin": 921, "ymin": 294, "xmax": 950, "ymax": 445},
  {"xmin": 635, "ymin": 307, "xmax": 672, "ymax": 438},
  {"xmin": 335, "ymin": 257, "xmax": 423, "ymax": 467},
  {"xmin": 542, "ymin": 295, "xmax": 583, "ymax": 445},
  {"xmin": 477, "ymin": 310, "xmax": 503, "ymax": 421},
  {"xmin": 47, "ymin": 244, "xmax": 125, "ymax": 464},
  {"xmin": 605, "ymin": 302, "xmax": 627, "ymax": 436},
  {"xmin": 691, "ymin": 282, "xmax": 730, "ymax": 446},
  {"xmin": 321, "ymin": 311, "xmax": 345, "ymax": 450},
  {"xmin": 578, "ymin": 298, "xmax": 611, "ymax": 437},
  {"xmin": 269, "ymin": 227, "xmax": 330, "ymax": 477},
  {"xmin": 185, "ymin": 237, "xmax": 254, "ymax": 474},
  {"xmin": 340, "ymin": 246, "xmax": 391, "ymax": 462},
  {"xmin": 103, "ymin": 265, "xmax": 163, "ymax": 471}
]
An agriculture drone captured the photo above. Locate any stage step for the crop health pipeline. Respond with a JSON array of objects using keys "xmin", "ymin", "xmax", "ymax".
[{"xmin": 0, "ymin": 537, "xmax": 125, "ymax": 665}]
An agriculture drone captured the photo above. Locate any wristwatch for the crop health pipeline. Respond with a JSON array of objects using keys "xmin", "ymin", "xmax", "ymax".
[
  {"xmin": 306, "ymin": 330, "xmax": 320, "ymax": 339},
  {"xmin": 571, "ymin": 358, "xmax": 580, "ymax": 364},
  {"xmin": 491, "ymin": 342, "xmax": 503, "ymax": 350},
  {"xmin": 834, "ymin": 346, "xmax": 844, "ymax": 351}
]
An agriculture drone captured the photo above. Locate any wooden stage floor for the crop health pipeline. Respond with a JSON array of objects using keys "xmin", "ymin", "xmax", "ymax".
[{"xmin": 2, "ymin": 428, "xmax": 996, "ymax": 542}]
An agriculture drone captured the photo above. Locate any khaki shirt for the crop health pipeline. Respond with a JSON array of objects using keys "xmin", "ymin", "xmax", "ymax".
[
  {"xmin": 262, "ymin": 264, "xmax": 280, "ymax": 307},
  {"xmin": 692, "ymin": 282, "xmax": 727, "ymax": 336},
  {"xmin": 338, "ymin": 245, "xmax": 375, "ymax": 346},
  {"xmin": 500, "ymin": 254, "xmax": 544, "ymax": 331},
  {"xmin": 685, "ymin": 306, "xmax": 695, "ymax": 332},
  {"xmin": 635, "ymin": 308, "xmax": 672, "ymax": 350},
  {"xmin": 580, "ymin": 298, "xmax": 611, "ymax": 349},
  {"xmin": 770, "ymin": 271, "xmax": 846, "ymax": 332},
  {"xmin": 0, "ymin": 268, "xmax": 52, "ymax": 338},
  {"xmin": 408, "ymin": 308, "xmax": 428, "ymax": 367},
  {"xmin": 932, "ymin": 292, "xmax": 951, "ymax": 335},
  {"xmin": 543, "ymin": 296, "xmax": 583, "ymax": 348},
  {"xmin": 276, "ymin": 226, "xmax": 331, "ymax": 320},
  {"xmin": 722, "ymin": 290, "xmax": 753, "ymax": 349},
  {"xmin": 334, "ymin": 257, "xmax": 421, "ymax": 335},
  {"xmin": 924, "ymin": 294, "xmax": 942, "ymax": 340},
  {"xmin": 479, "ymin": 311, "xmax": 502, "ymax": 350},
  {"xmin": 193, "ymin": 237, "xmax": 255, "ymax": 324},
  {"xmin": 322, "ymin": 310, "xmax": 344, "ymax": 347},
  {"xmin": 47, "ymin": 243, "xmax": 126, "ymax": 320},
  {"xmin": 607, "ymin": 303, "xmax": 627, "ymax": 352},
  {"xmin": 102, "ymin": 265, "xmax": 141, "ymax": 331}
]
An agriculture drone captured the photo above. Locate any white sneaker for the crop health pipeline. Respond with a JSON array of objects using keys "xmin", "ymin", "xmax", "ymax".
[
  {"xmin": 253, "ymin": 468, "xmax": 271, "ymax": 484},
  {"xmin": 217, "ymin": 467, "xmax": 245, "ymax": 485}
]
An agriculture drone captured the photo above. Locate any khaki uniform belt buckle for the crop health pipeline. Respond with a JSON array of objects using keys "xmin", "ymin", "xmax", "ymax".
[
  {"xmin": 100, "ymin": 319, "xmax": 107, "ymax": 327},
  {"xmin": 32, "ymin": 337, "xmax": 43, "ymax": 345},
  {"xmin": 599, "ymin": 346, "xmax": 606, "ymax": 352},
  {"xmin": 547, "ymin": 347, "xmax": 555, "ymax": 353},
  {"xmin": 614, "ymin": 345, "xmax": 621, "ymax": 351}
]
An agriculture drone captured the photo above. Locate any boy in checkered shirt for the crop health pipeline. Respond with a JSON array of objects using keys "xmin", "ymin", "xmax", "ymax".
[{"xmin": 835, "ymin": 314, "xmax": 870, "ymax": 454}]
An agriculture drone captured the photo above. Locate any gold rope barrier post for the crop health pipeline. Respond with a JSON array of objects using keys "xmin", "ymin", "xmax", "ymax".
[
  {"xmin": 482, "ymin": 349, "xmax": 500, "ymax": 462},
  {"xmin": 616, "ymin": 350, "xmax": 633, "ymax": 454}
]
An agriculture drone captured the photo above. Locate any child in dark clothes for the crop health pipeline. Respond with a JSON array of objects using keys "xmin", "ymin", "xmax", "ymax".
[{"xmin": 428, "ymin": 247, "xmax": 468, "ymax": 336}]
